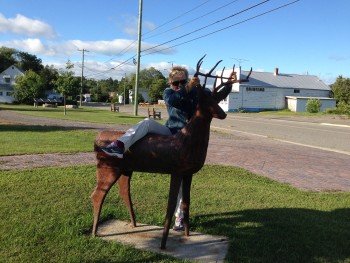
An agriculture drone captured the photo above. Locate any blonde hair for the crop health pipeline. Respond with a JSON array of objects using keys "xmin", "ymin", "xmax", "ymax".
[{"xmin": 168, "ymin": 66, "xmax": 189, "ymax": 82}]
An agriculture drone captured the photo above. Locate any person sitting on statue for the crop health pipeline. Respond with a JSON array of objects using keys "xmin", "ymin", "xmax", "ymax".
[
  {"xmin": 101, "ymin": 66, "xmax": 200, "ymax": 158},
  {"xmin": 101, "ymin": 65, "xmax": 201, "ymax": 231}
]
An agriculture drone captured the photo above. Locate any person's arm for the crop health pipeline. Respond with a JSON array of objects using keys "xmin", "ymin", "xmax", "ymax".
[
  {"xmin": 186, "ymin": 77, "xmax": 200, "ymax": 93},
  {"xmin": 163, "ymin": 87, "xmax": 187, "ymax": 107}
]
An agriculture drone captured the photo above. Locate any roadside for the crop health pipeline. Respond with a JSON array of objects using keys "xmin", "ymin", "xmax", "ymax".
[
  {"xmin": 84, "ymin": 102, "xmax": 350, "ymax": 126},
  {"xmin": 1, "ymin": 108, "xmax": 350, "ymax": 192}
]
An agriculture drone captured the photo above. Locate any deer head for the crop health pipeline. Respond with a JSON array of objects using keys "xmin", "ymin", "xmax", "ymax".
[{"xmin": 193, "ymin": 55, "xmax": 252, "ymax": 120}]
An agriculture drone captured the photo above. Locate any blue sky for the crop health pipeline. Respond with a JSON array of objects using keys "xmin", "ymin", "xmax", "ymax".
[{"xmin": 1, "ymin": 0, "xmax": 349, "ymax": 84}]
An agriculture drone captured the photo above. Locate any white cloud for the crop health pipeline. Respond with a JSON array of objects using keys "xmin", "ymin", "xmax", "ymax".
[
  {"xmin": 68, "ymin": 39, "xmax": 138, "ymax": 56},
  {"xmin": 0, "ymin": 13, "xmax": 57, "ymax": 38},
  {"xmin": 0, "ymin": 38, "xmax": 174, "ymax": 59}
]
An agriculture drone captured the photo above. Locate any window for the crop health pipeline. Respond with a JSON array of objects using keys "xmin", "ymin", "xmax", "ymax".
[
  {"xmin": 0, "ymin": 91, "xmax": 3, "ymax": 96},
  {"xmin": 6, "ymin": 92, "xmax": 14, "ymax": 96},
  {"xmin": 246, "ymin": 87, "xmax": 264, "ymax": 92},
  {"xmin": 294, "ymin": 89, "xmax": 300, "ymax": 93},
  {"xmin": 3, "ymin": 75, "xmax": 11, "ymax": 83}
]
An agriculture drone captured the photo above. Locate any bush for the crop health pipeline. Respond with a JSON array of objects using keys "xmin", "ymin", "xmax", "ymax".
[
  {"xmin": 336, "ymin": 101, "xmax": 350, "ymax": 114},
  {"xmin": 306, "ymin": 98, "xmax": 322, "ymax": 113},
  {"xmin": 325, "ymin": 101, "xmax": 350, "ymax": 115}
]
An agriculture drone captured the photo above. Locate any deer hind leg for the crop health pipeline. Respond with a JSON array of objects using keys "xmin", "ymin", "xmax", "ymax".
[
  {"xmin": 91, "ymin": 166, "xmax": 119, "ymax": 236},
  {"xmin": 160, "ymin": 175, "xmax": 182, "ymax": 249},
  {"xmin": 182, "ymin": 174, "xmax": 193, "ymax": 237},
  {"xmin": 117, "ymin": 171, "xmax": 136, "ymax": 227}
]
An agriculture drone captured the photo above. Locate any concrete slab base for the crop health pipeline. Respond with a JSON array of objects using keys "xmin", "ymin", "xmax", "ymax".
[{"xmin": 97, "ymin": 220, "xmax": 229, "ymax": 262}]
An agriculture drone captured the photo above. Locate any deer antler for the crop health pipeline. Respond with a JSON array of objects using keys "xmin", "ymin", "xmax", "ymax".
[
  {"xmin": 194, "ymin": 54, "xmax": 223, "ymax": 89},
  {"xmin": 194, "ymin": 55, "xmax": 253, "ymax": 86},
  {"xmin": 193, "ymin": 55, "xmax": 252, "ymax": 102}
]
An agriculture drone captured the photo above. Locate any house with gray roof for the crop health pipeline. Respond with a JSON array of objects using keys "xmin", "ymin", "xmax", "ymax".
[
  {"xmin": 216, "ymin": 67, "xmax": 336, "ymax": 112},
  {"xmin": 0, "ymin": 65, "xmax": 24, "ymax": 103}
]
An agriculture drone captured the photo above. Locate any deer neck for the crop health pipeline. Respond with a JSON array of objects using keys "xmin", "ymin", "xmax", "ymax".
[
  {"xmin": 177, "ymin": 112, "xmax": 212, "ymax": 165},
  {"xmin": 183, "ymin": 111, "xmax": 212, "ymax": 137}
]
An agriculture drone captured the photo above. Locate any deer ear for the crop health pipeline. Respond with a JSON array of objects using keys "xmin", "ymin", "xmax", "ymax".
[{"xmin": 212, "ymin": 84, "xmax": 232, "ymax": 102}]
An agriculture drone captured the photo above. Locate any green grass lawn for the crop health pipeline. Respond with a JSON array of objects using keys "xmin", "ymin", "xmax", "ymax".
[
  {"xmin": 1, "ymin": 165, "xmax": 349, "ymax": 262},
  {"xmin": 1, "ymin": 104, "xmax": 350, "ymax": 262},
  {"xmin": 0, "ymin": 104, "xmax": 152, "ymax": 156},
  {"xmin": 0, "ymin": 124, "xmax": 97, "ymax": 155},
  {"xmin": 0, "ymin": 104, "xmax": 149, "ymax": 125}
]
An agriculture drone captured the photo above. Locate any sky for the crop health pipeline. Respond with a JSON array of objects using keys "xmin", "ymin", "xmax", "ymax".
[{"xmin": 1, "ymin": 0, "xmax": 349, "ymax": 84}]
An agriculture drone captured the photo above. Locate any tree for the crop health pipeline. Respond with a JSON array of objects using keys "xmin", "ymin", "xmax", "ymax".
[
  {"xmin": 148, "ymin": 78, "xmax": 167, "ymax": 102},
  {"xmin": 0, "ymin": 46, "xmax": 16, "ymax": 72},
  {"xmin": 14, "ymin": 70, "xmax": 45, "ymax": 104},
  {"xmin": 332, "ymin": 76, "xmax": 350, "ymax": 105},
  {"xmin": 39, "ymin": 65, "xmax": 59, "ymax": 91},
  {"xmin": 131, "ymin": 67, "xmax": 165, "ymax": 91},
  {"xmin": 53, "ymin": 60, "xmax": 80, "ymax": 115},
  {"xmin": 15, "ymin": 51, "xmax": 44, "ymax": 73},
  {"xmin": 0, "ymin": 47, "xmax": 45, "ymax": 74},
  {"xmin": 90, "ymin": 82, "xmax": 103, "ymax": 102}
]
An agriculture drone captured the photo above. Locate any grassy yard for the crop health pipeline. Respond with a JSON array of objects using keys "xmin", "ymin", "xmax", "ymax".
[
  {"xmin": 0, "ymin": 104, "xmax": 149, "ymax": 125},
  {"xmin": 0, "ymin": 104, "xmax": 150, "ymax": 156},
  {"xmin": 0, "ymin": 124, "xmax": 97, "ymax": 155},
  {"xmin": 0, "ymin": 165, "xmax": 349, "ymax": 262},
  {"xmin": 1, "ymin": 104, "xmax": 350, "ymax": 262}
]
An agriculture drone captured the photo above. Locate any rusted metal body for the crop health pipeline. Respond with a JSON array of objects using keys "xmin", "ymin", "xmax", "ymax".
[{"xmin": 91, "ymin": 55, "xmax": 251, "ymax": 249}]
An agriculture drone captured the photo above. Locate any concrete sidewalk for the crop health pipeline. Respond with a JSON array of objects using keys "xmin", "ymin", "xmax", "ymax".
[{"xmin": 97, "ymin": 220, "xmax": 229, "ymax": 262}]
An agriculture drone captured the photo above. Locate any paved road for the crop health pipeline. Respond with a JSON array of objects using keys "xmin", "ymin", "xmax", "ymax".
[
  {"xmin": 1, "ymin": 107, "xmax": 350, "ymax": 192},
  {"xmin": 212, "ymin": 114, "xmax": 350, "ymax": 155}
]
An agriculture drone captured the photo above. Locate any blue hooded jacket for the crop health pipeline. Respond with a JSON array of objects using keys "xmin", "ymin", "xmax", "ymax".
[{"xmin": 163, "ymin": 86, "xmax": 198, "ymax": 134}]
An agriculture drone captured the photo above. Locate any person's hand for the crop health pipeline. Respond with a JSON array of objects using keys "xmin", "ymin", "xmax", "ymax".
[
  {"xmin": 226, "ymin": 71, "xmax": 237, "ymax": 84},
  {"xmin": 186, "ymin": 77, "xmax": 200, "ymax": 93}
]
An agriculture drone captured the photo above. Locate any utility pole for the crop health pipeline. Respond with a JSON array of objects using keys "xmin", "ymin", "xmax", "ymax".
[
  {"xmin": 123, "ymin": 73, "xmax": 126, "ymax": 105},
  {"xmin": 78, "ymin": 48, "xmax": 89, "ymax": 107},
  {"xmin": 134, "ymin": 0, "xmax": 143, "ymax": 116},
  {"xmin": 168, "ymin": 61, "xmax": 175, "ymax": 68}
]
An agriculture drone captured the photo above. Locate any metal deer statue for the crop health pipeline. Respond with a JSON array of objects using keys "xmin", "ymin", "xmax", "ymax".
[{"xmin": 91, "ymin": 55, "xmax": 251, "ymax": 249}]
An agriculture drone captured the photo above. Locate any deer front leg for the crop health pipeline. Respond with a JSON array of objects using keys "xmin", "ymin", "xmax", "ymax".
[
  {"xmin": 91, "ymin": 166, "xmax": 119, "ymax": 236},
  {"xmin": 117, "ymin": 172, "xmax": 136, "ymax": 227},
  {"xmin": 160, "ymin": 175, "xmax": 182, "ymax": 249},
  {"xmin": 182, "ymin": 174, "xmax": 193, "ymax": 237}
]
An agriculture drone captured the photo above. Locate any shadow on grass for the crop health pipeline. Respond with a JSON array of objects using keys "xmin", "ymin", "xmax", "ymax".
[{"xmin": 192, "ymin": 208, "xmax": 350, "ymax": 262}]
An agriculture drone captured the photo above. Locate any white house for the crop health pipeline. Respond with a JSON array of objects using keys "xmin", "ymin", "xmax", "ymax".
[
  {"xmin": 217, "ymin": 67, "xmax": 336, "ymax": 112},
  {"xmin": 0, "ymin": 65, "xmax": 24, "ymax": 103}
]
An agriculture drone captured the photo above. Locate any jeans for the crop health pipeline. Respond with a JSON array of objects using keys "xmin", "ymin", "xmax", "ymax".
[
  {"xmin": 117, "ymin": 118, "xmax": 183, "ymax": 220},
  {"xmin": 118, "ymin": 118, "xmax": 172, "ymax": 151}
]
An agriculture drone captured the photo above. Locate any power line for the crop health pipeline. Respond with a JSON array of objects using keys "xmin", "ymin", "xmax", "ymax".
[
  {"xmin": 84, "ymin": 0, "xmax": 260, "ymax": 77},
  {"xmin": 101, "ymin": 0, "xmax": 214, "ymax": 64},
  {"xmin": 143, "ymin": 0, "xmax": 300, "ymax": 57},
  {"xmin": 143, "ymin": 0, "xmax": 240, "ymax": 41},
  {"xmin": 141, "ymin": 0, "xmax": 272, "ymax": 54},
  {"xmin": 142, "ymin": 0, "xmax": 213, "ymax": 37},
  {"xmin": 84, "ymin": 0, "xmax": 300, "ymax": 79}
]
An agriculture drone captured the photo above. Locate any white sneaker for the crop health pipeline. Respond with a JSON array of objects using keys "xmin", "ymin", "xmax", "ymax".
[{"xmin": 173, "ymin": 217, "xmax": 184, "ymax": 231}]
